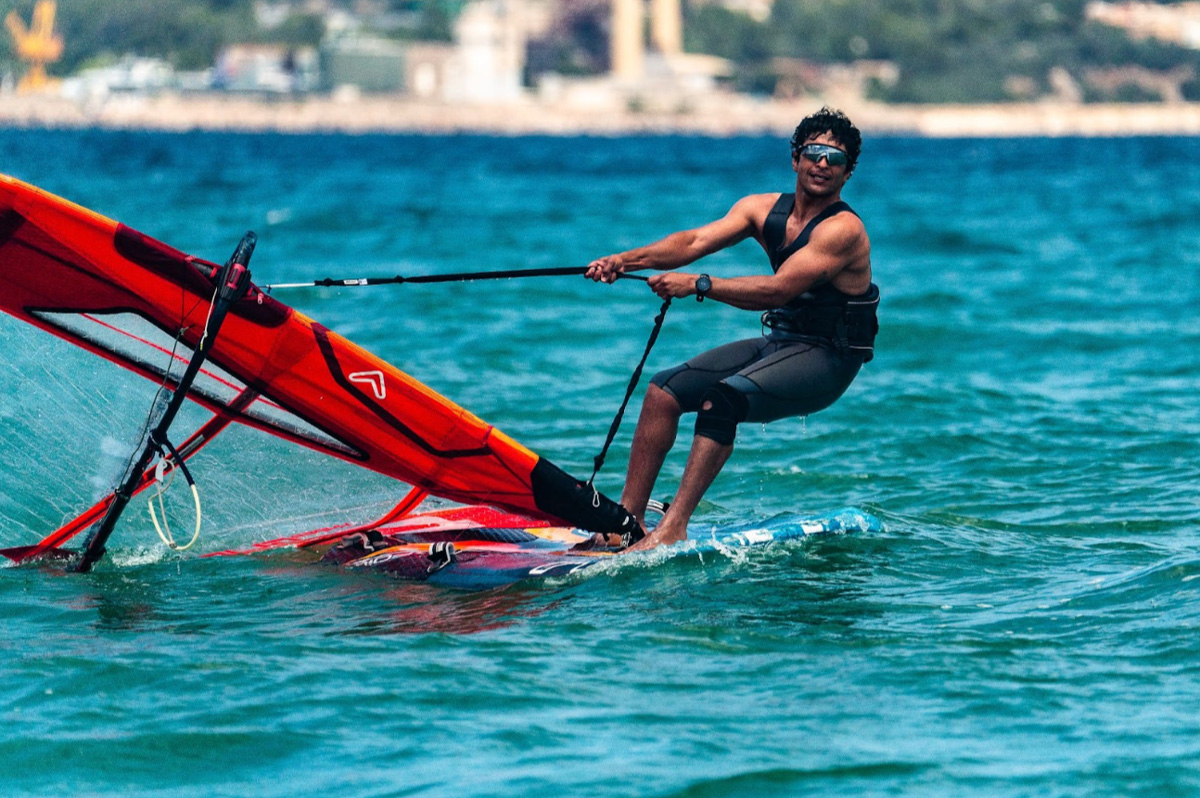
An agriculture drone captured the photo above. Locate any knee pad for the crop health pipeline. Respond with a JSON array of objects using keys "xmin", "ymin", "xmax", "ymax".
[{"xmin": 694, "ymin": 383, "xmax": 749, "ymax": 446}]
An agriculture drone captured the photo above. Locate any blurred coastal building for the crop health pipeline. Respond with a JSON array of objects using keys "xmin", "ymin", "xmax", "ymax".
[
  {"xmin": 528, "ymin": 0, "xmax": 732, "ymax": 113},
  {"xmin": 313, "ymin": 0, "xmax": 732, "ymax": 109},
  {"xmin": 57, "ymin": 48, "xmax": 319, "ymax": 99},
  {"xmin": 321, "ymin": 0, "xmax": 535, "ymax": 101},
  {"xmin": 1084, "ymin": 2, "xmax": 1200, "ymax": 101},
  {"xmin": 60, "ymin": 56, "xmax": 175, "ymax": 101},
  {"xmin": 771, "ymin": 58, "xmax": 899, "ymax": 102},
  {"xmin": 1086, "ymin": 1, "xmax": 1200, "ymax": 48},
  {"xmin": 607, "ymin": 0, "xmax": 728, "ymax": 86},
  {"xmin": 323, "ymin": 35, "xmax": 409, "ymax": 93},
  {"xmin": 216, "ymin": 45, "xmax": 320, "ymax": 93}
]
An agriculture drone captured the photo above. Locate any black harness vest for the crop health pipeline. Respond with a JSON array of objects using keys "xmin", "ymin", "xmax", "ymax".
[{"xmin": 761, "ymin": 193, "xmax": 879, "ymax": 362}]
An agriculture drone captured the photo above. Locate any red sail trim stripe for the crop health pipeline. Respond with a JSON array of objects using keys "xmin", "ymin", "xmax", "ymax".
[
  {"xmin": 84, "ymin": 312, "xmax": 191, "ymax": 364},
  {"xmin": 78, "ymin": 312, "xmax": 253, "ymax": 399}
]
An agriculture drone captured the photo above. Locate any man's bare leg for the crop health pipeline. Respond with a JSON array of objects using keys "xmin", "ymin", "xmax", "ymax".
[
  {"xmin": 619, "ymin": 384, "xmax": 682, "ymax": 528},
  {"xmin": 627, "ymin": 433, "xmax": 733, "ymax": 552}
]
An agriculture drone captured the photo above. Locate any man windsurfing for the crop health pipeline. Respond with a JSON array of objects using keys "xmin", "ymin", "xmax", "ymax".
[{"xmin": 585, "ymin": 107, "xmax": 879, "ymax": 551}]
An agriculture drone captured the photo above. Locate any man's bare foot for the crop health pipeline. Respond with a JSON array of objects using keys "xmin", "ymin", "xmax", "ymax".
[{"xmin": 626, "ymin": 525, "xmax": 686, "ymax": 552}]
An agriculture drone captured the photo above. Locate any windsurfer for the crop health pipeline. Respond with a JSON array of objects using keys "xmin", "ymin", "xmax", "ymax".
[{"xmin": 585, "ymin": 107, "xmax": 879, "ymax": 552}]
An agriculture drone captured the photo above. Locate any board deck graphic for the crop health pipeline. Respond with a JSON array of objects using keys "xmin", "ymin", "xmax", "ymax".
[{"xmin": 294, "ymin": 504, "xmax": 883, "ymax": 590}]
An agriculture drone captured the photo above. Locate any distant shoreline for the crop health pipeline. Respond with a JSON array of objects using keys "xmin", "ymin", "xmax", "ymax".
[{"xmin": 5, "ymin": 92, "xmax": 1200, "ymax": 137}]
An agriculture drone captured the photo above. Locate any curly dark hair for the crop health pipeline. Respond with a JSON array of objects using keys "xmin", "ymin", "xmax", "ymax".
[{"xmin": 790, "ymin": 107, "xmax": 862, "ymax": 174}]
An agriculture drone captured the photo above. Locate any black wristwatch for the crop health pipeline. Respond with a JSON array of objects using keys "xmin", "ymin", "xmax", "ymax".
[{"xmin": 695, "ymin": 274, "xmax": 712, "ymax": 302}]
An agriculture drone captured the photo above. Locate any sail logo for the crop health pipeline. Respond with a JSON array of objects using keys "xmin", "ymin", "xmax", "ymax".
[{"xmin": 348, "ymin": 370, "xmax": 386, "ymax": 400}]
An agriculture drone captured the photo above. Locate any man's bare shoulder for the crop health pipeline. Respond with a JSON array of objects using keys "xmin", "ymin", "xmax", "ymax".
[
  {"xmin": 732, "ymin": 192, "xmax": 785, "ymax": 215},
  {"xmin": 815, "ymin": 207, "xmax": 870, "ymax": 247},
  {"xmin": 727, "ymin": 193, "xmax": 786, "ymax": 230}
]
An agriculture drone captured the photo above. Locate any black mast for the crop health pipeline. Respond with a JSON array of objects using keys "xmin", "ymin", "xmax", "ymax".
[{"xmin": 72, "ymin": 232, "xmax": 257, "ymax": 573}]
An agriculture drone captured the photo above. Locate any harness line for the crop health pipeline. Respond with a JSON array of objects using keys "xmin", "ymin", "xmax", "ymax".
[{"xmin": 588, "ymin": 295, "xmax": 673, "ymax": 487}]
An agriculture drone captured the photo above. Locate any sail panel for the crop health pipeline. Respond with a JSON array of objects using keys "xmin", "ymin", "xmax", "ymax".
[{"xmin": 0, "ymin": 173, "xmax": 633, "ymax": 535}]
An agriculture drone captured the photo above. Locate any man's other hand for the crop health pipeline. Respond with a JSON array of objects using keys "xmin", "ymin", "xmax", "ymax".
[{"xmin": 648, "ymin": 271, "xmax": 698, "ymax": 299}]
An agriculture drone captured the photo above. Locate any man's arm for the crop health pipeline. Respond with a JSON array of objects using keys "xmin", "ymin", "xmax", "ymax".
[
  {"xmin": 646, "ymin": 213, "xmax": 870, "ymax": 309},
  {"xmin": 585, "ymin": 195, "xmax": 771, "ymax": 284}
]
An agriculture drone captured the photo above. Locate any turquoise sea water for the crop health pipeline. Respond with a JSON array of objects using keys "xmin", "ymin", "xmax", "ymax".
[{"xmin": 2, "ymin": 129, "xmax": 1200, "ymax": 796}]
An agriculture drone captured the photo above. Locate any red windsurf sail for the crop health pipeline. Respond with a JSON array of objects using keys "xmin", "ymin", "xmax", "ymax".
[{"xmin": 0, "ymin": 174, "xmax": 634, "ymax": 563}]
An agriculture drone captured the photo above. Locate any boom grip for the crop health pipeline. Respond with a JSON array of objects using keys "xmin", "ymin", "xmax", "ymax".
[{"xmin": 217, "ymin": 231, "xmax": 256, "ymax": 303}]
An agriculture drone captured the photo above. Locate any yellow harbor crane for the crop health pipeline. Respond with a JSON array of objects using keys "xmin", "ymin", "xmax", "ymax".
[{"xmin": 5, "ymin": 0, "xmax": 63, "ymax": 93}]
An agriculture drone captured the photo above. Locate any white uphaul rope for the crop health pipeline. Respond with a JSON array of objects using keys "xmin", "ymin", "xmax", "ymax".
[
  {"xmin": 147, "ymin": 456, "xmax": 203, "ymax": 551},
  {"xmin": 144, "ymin": 275, "xmax": 224, "ymax": 553}
]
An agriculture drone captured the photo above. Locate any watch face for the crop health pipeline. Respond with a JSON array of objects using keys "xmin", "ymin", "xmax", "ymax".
[{"xmin": 696, "ymin": 275, "xmax": 712, "ymax": 294}]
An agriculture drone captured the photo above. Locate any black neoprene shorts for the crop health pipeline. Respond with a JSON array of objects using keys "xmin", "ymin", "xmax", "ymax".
[{"xmin": 649, "ymin": 334, "xmax": 864, "ymax": 424}]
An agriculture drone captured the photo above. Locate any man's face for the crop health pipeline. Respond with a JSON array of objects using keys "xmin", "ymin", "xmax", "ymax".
[{"xmin": 792, "ymin": 132, "xmax": 851, "ymax": 197}]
